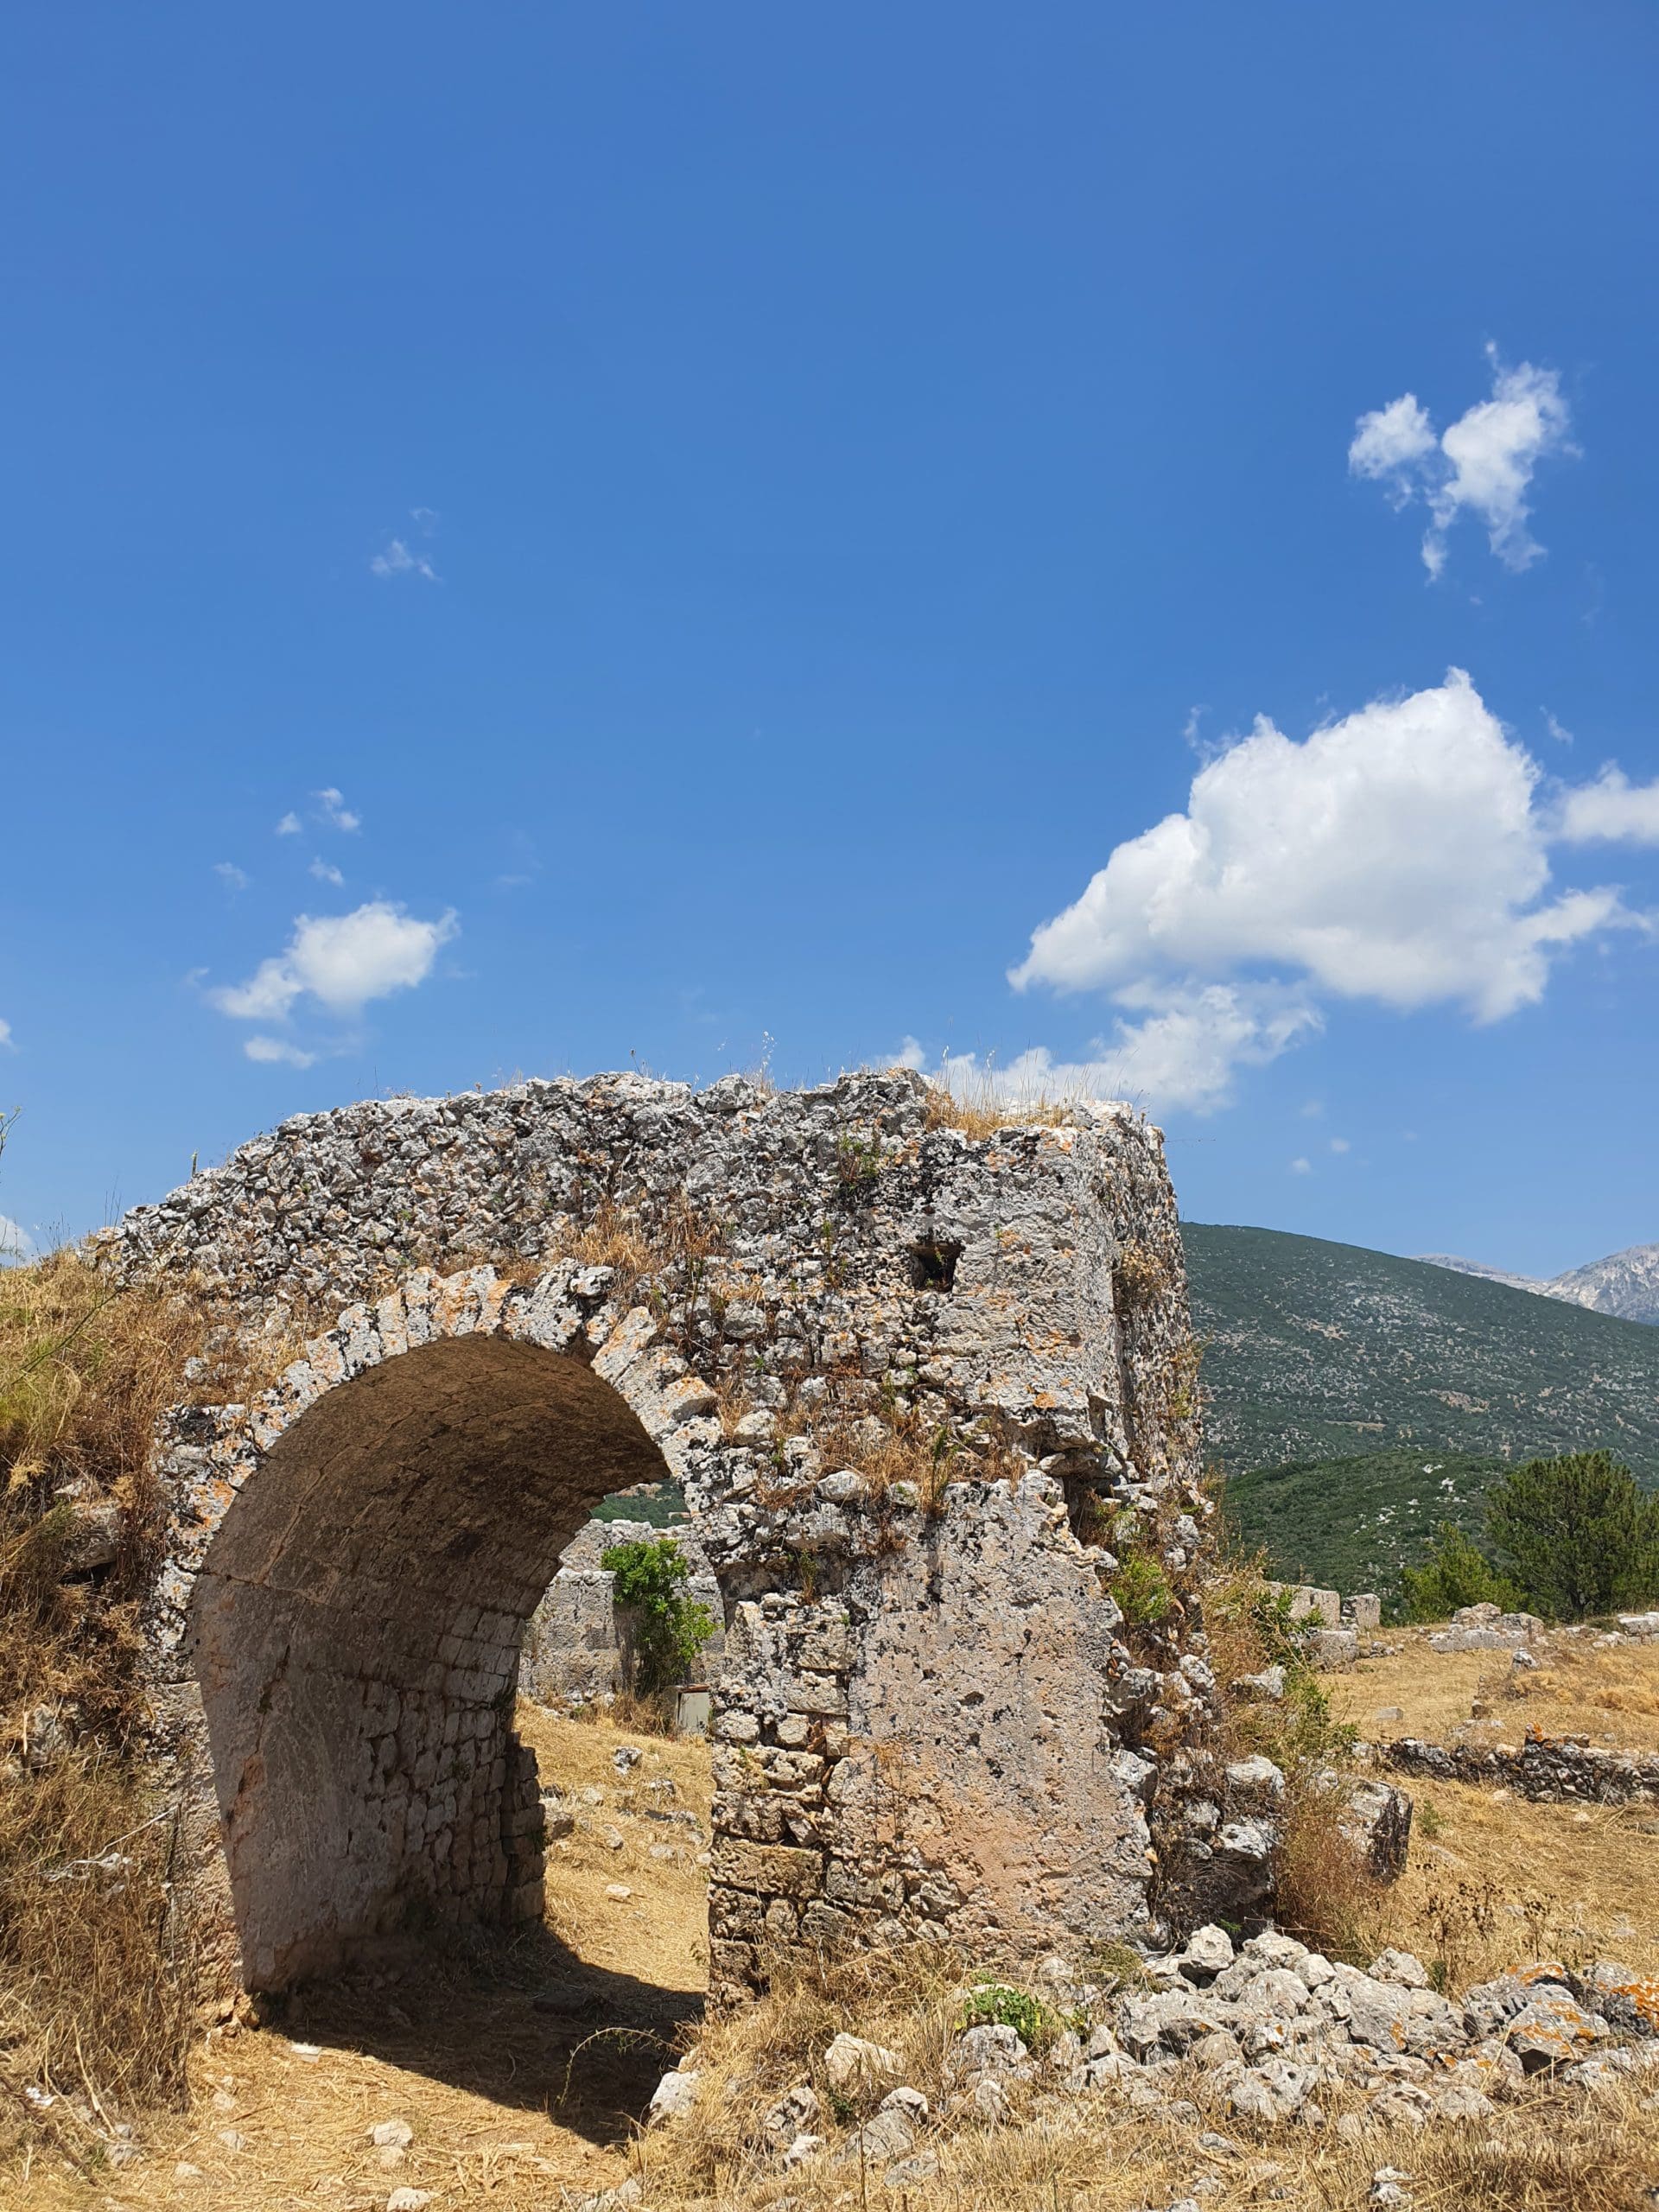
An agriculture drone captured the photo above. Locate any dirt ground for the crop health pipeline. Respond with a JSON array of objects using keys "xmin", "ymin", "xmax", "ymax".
[
  {"xmin": 12, "ymin": 1708, "xmax": 709, "ymax": 2212},
  {"xmin": 11, "ymin": 1676, "xmax": 1659, "ymax": 2211},
  {"xmin": 1328, "ymin": 1624, "xmax": 1659, "ymax": 1752},
  {"xmin": 1323, "ymin": 1625, "xmax": 1659, "ymax": 1983}
]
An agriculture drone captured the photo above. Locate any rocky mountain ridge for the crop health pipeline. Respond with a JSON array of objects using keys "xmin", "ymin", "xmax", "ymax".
[{"xmin": 1421, "ymin": 1243, "xmax": 1659, "ymax": 1325}]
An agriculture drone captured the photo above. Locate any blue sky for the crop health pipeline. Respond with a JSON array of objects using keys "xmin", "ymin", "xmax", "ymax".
[{"xmin": 3, "ymin": 3, "xmax": 1657, "ymax": 1276}]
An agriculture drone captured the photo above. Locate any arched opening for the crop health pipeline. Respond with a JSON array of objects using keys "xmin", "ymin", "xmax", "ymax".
[{"xmin": 188, "ymin": 1332, "xmax": 679, "ymax": 1992}]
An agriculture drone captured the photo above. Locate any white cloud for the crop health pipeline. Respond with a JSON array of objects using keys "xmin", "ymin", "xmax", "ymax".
[
  {"xmin": 1106, "ymin": 983, "xmax": 1321, "ymax": 1114},
  {"xmin": 907, "ymin": 985, "xmax": 1319, "ymax": 1119},
  {"xmin": 275, "ymin": 811, "xmax": 302, "ymax": 836},
  {"xmin": 1007, "ymin": 670, "xmax": 1647, "ymax": 1112},
  {"xmin": 371, "ymin": 536, "xmax": 438, "ymax": 582},
  {"xmin": 209, "ymin": 900, "xmax": 459, "ymax": 1022},
  {"xmin": 1289, "ymin": 1157, "xmax": 1313, "ymax": 1176},
  {"xmin": 1329, "ymin": 1136, "xmax": 1351, "ymax": 1154},
  {"xmin": 245, "ymin": 1036, "xmax": 318, "ymax": 1068},
  {"xmin": 890, "ymin": 1035, "xmax": 929, "ymax": 1071},
  {"xmin": 315, "ymin": 787, "xmax": 360, "ymax": 833},
  {"xmin": 1349, "ymin": 347, "xmax": 1575, "ymax": 577},
  {"xmin": 1543, "ymin": 710, "xmax": 1573, "ymax": 747},
  {"xmin": 309, "ymin": 856, "xmax": 345, "ymax": 886},
  {"xmin": 1013, "ymin": 671, "xmax": 1622, "ymax": 1025},
  {"xmin": 214, "ymin": 861, "xmax": 250, "ymax": 891},
  {"xmin": 0, "ymin": 1018, "xmax": 12, "ymax": 1051},
  {"xmin": 0, "ymin": 1213, "xmax": 34, "ymax": 1262},
  {"xmin": 1348, "ymin": 393, "xmax": 1436, "ymax": 497},
  {"xmin": 1554, "ymin": 766, "xmax": 1659, "ymax": 848}
]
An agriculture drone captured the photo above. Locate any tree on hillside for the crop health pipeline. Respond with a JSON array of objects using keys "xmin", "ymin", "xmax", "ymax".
[
  {"xmin": 1399, "ymin": 1522, "xmax": 1520, "ymax": 1623},
  {"xmin": 1484, "ymin": 1450, "xmax": 1659, "ymax": 1621}
]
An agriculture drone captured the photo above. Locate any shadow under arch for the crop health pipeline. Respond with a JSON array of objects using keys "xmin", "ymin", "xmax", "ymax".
[{"xmin": 189, "ymin": 1331, "xmax": 685, "ymax": 1996}]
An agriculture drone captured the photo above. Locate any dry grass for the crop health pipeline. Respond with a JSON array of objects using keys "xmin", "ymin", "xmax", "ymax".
[
  {"xmin": 919, "ymin": 1077, "xmax": 1093, "ymax": 1141},
  {"xmin": 634, "ymin": 1938, "xmax": 1659, "ymax": 2212},
  {"xmin": 0, "ymin": 1248, "xmax": 215, "ymax": 2158},
  {"xmin": 1374, "ymin": 1778, "xmax": 1659, "ymax": 1985},
  {"xmin": 567, "ymin": 1200, "xmax": 663, "ymax": 1306},
  {"xmin": 1331, "ymin": 1627, "xmax": 1659, "ymax": 1754},
  {"xmin": 9, "ymin": 1709, "xmax": 1659, "ymax": 2210}
]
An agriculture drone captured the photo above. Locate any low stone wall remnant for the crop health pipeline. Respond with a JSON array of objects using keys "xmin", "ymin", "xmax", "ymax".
[{"xmin": 1382, "ymin": 1732, "xmax": 1659, "ymax": 1805}]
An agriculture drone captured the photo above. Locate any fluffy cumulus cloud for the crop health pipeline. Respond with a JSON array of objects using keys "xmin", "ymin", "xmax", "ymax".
[
  {"xmin": 1349, "ymin": 346, "xmax": 1575, "ymax": 578},
  {"xmin": 0, "ymin": 1214, "xmax": 33, "ymax": 1263},
  {"xmin": 1003, "ymin": 671, "xmax": 1642, "ymax": 1114},
  {"xmin": 210, "ymin": 900, "xmax": 458, "ymax": 1027}
]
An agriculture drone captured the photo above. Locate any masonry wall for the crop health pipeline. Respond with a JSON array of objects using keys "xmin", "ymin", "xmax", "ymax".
[{"xmin": 114, "ymin": 1071, "xmax": 1257, "ymax": 1997}]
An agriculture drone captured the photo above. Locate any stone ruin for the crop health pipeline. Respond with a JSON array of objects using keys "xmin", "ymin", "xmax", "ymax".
[
  {"xmin": 519, "ymin": 1513, "xmax": 726, "ymax": 1708},
  {"xmin": 109, "ymin": 1069, "xmax": 1275, "ymax": 2005}
]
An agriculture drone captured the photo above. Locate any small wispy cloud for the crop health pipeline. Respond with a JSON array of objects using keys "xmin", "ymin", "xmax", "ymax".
[
  {"xmin": 276, "ymin": 811, "xmax": 302, "ymax": 836},
  {"xmin": 370, "ymin": 507, "xmax": 440, "ymax": 582},
  {"xmin": 214, "ymin": 861, "xmax": 251, "ymax": 892},
  {"xmin": 1543, "ymin": 709, "xmax": 1573, "ymax": 747},
  {"xmin": 0, "ymin": 1019, "xmax": 15, "ymax": 1052},
  {"xmin": 245, "ymin": 1036, "xmax": 318, "ymax": 1069},
  {"xmin": 1349, "ymin": 346, "xmax": 1576, "ymax": 578},
  {"xmin": 1329, "ymin": 1136, "xmax": 1351, "ymax": 1154},
  {"xmin": 1289, "ymin": 1156, "xmax": 1313, "ymax": 1176},
  {"xmin": 0, "ymin": 1212, "xmax": 35, "ymax": 1263},
  {"xmin": 315, "ymin": 787, "xmax": 360, "ymax": 833},
  {"xmin": 309, "ymin": 856, "xmax": 344, "ymax": 886}
]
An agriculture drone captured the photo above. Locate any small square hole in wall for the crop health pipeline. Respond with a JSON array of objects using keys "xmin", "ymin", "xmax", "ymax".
[{"xmin": 907, "ymin": 1239, "xmax": 962, "ymax": 1291}]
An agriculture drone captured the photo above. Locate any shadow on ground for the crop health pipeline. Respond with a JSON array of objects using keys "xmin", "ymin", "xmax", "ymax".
[{"xmin": 266, "ymin": 1923, "xmax": 702, "ymax": 2149}]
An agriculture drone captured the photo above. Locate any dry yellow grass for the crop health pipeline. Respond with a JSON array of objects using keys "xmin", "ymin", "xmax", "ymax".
[
  {"xmin": 10, "ymin": 1708, "xmax": 1659, "ymax": 2211},
  {"xmin": 1331, "ymin": 1626, "xmax": 1659, "ymax": 1753}
]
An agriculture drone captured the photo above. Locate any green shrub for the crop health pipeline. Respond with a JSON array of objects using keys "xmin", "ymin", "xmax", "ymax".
[
  {"xmin": 958, "ymin": 1978, "xmax": 1056, "ymax": 2050},
  {"xmin": 1399, "ymin": 1521, "xmax": 1522, "ymax": 1623},
  {"xmin": 1113, "ymin": 1549, "xmax": 1173, "ymax": 1626},
  {"xmin": 600, "ymin": 1535, "xmax": 716, "ymax": 1698}
]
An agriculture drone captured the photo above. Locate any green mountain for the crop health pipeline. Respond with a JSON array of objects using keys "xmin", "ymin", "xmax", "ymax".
[{"xmin": 1180, "ymin": 1224, "xmax": 1659, "ymax": 1596}]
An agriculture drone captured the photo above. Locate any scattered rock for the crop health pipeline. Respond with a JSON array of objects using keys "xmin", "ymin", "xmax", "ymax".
[
  {"xmin": 1370, "ymin": 1949, "xmax": 1430, "ymax": 1990},
  {"xmin": 604, "ymin": 1883, "xmax": 633, "ymax": 1901},
  {"xmin": 386, "ymin": 2193, "xmax": 432, "ymax": 2212},
  {"xmin": 884, "ymin": 2152, "xmax": 941, "ymax": 2188},
  {"xmin": 1224, "ymin": 2058, "xmax": 1317, "ymax": 2121},
  {"xmin": 824, "ymin": 2031, "xmax": 904, "ymax": 2093},
  {"xmin": 647, "ymin": 2068, "xmax": 702, "ymax": 2123},
  {"xmin": 952, "ymin": 2023, "xmax": 1029, "ymax": 2073},
  {"xmin": 761, "ymin": 2084, "xmax": 820, "ymax": 2149},
  {"xmin": 1341, "ymin": 1782, "xmax": 1414, "ymax": 1882},
  {"xmin": 369, "ymin": 2120, "xmax": 413, "ymax": 2149}
]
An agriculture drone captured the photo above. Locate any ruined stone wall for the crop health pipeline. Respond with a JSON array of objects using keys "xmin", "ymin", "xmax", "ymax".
[
  {"xmin": 521, "ymin": 1516, "xmax": 726, "ymax": 1707},
  {"xmin": 113, "ymin": 1071, "xmax": 1257, "ymax": 1998}
]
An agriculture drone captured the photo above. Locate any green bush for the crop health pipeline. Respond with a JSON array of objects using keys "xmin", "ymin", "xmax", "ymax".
[
  {"xmin": 958, "ymin": 1978, "xmax": 1057, "ymax": 2050},
  {"xmin": 600, "ymin": 1535, "xmax": 716, "ymax": 1698},
  {"xmin": 1399, "ymin": 1521, "xmax": 1521, "ymax": 1623},
  {"xmin": 1484, "ymin": 1450, "xmax": 1659, "ymax": 1622}
]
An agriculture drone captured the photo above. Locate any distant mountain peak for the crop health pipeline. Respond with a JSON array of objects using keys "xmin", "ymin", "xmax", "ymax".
[{"xmin": 1416, "ymin": 1243, "xmax": 1659, "ymax": 1326}]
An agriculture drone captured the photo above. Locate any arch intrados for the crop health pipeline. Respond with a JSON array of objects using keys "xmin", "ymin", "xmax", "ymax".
[{"xmin": 185, "ymin": 1289, "xmax": 714, "ymax": 1992}]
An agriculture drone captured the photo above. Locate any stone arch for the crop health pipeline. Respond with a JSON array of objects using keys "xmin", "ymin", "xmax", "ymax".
[
  {"xmin": 158, "ymin": 1262, "xmax": 735, "ymax": 1992},
  {"xmin": 120, "ymin": 1072, "xmax": 1257, "ymax": 2005}
]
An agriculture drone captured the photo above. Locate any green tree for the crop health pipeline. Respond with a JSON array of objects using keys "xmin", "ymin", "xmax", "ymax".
[
  {"xmin": 1484, "ymin": 1450, "xmax": 1659, "ymax": 1622},
  {"xmin": 1399, "ymin": 1521, "xmax": 1520, "ymax": 1623},
  {"xmin": 601, "ymin": 1535, "xmax": 716, "ymax": 1699}
]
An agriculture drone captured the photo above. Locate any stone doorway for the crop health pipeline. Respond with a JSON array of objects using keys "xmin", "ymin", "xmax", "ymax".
[{"xmin": 189, "ymin": 1332, "xmax": 677, "ymax": 1992}]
